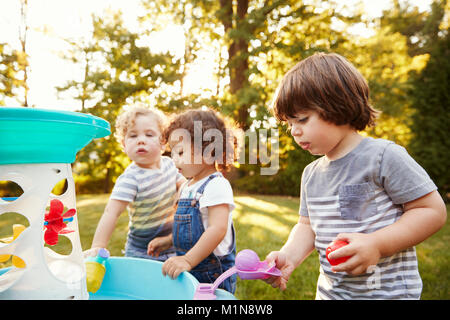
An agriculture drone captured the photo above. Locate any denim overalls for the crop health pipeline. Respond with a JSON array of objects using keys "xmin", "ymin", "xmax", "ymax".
[{"xmin": 173, "ymin": 172, "xmax": 237, "ymax": 294}]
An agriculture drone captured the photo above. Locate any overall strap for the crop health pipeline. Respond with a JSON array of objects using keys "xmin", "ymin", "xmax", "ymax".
[
  {"xmin": 196, "ymin": 172, "xmax": 222, "ymax": 195},
  {"xmin": 175, "ymin": 172, "xmax": 222, "ymax": 206}
]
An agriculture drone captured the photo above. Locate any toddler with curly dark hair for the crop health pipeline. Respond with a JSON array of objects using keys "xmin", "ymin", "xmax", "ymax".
[{"xmin": 148, "ymin": 107, "xmax": 240, "ymax": 294}]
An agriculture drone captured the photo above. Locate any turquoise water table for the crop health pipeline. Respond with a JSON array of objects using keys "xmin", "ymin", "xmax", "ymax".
[{"xmin": 0, "ymin": 107, "xmax": 235, "ymax": 300}]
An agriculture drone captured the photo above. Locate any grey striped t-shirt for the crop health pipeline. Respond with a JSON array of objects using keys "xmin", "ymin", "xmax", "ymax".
[
  {"xmin": 111, "ymin": 156, "xmax": 183, "ymax": 249},
  {"xmin": 300, "ymin": 137, "xmax": 437, "ymax": 299}
]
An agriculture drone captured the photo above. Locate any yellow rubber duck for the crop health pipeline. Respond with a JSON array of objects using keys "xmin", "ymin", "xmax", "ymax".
[{"xmin": 0, "ymin": 224, "xmax": 26, "ymax": 268}]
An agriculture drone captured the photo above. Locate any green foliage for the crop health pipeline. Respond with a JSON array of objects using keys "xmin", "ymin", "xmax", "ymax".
[
  {"xmin": 0, "ymin": 43, "xmax": 27, "ymax": 105},
  {"xmin": 337, "ymin": 27, "xmax": 429, "ymax": 147},
  {"xmin": 232, "ymin": 127, "xmax": 317, "ymax": 197},
  {"xmin": 386, "ymin": 0, "xmax": 450, "ymax": 201},
  {"xmin": 408, "ymin": 33, "xmax": 450, "ymax": 201},
  {"xmin": 60, "ymin": 11, "xmax": 184, "ymax": 193},
  {"xmin": 380, "ymin": 0, "xmax": 431, "ymax": 57}
]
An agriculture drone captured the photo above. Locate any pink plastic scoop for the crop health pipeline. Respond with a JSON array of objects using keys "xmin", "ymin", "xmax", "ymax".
[{"xmin": 193, "ymin": 249, "xmax": 281, "ymax": 300}]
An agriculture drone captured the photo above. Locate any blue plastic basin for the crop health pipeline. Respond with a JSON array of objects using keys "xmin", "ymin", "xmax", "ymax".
[{"xmin": 90, "ymin": 257, "xmax": 236, "ymax": 300}]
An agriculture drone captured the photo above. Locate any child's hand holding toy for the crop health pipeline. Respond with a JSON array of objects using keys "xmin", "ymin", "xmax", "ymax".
[
  {"xmin": 326, "ymin": 233, "xmax": 381, "ymax": 275},
  {"xmin": 263, "ymin": 251, "xmax": 296, "ymax": 291}
]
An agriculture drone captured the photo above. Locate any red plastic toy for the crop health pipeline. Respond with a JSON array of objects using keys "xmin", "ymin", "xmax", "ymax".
[
  {"xmin": 326, "ymin": 240, "xmax": 351, "ymax": 266},
  {"xmin": 43, "ymin": 199, "xmax": 76, "ymax": 245}
]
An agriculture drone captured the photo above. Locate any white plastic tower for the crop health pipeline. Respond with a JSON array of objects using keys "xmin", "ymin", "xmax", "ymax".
[{"xmin": 0, "ymin": 163, "xmax": 89, "ymax": 299}]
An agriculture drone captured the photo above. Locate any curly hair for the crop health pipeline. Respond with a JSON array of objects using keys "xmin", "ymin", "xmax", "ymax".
[
  {"xmin": 114, "ymin": 104, "xmax": 167, "ymax": 146},
  {"xmin": 162, "ymin": 108, "xmax": 240, "ymax": 172}
]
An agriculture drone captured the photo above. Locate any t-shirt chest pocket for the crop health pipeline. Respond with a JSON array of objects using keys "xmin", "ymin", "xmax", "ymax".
[{"xmin": 338, "ymin": 183, "xmax": 377, "ymax": 221}]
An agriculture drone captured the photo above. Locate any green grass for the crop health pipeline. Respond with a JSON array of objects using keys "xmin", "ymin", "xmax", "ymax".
[
  {"xmin": 1, "ymin": 194, "xmax": 448, "ymax": 299},
  {"xmin": 415, "ymin": 206, "xmax": 450, "ymax": 300},
  {"xmin": 76, "ymin": 194, "xmax": 129, "ymax": 257}
]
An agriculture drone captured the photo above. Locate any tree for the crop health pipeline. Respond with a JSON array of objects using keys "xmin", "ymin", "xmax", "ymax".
[
  {"xmin": 147, "ymin": 0, "xmax": 357, "ymax": 130},
  {"xmin": 55, "ymin": 31, "xmax": 98, "ymax": 113},
  {"xmin": 143, "ymin": 1, "xmax": 361, "ymax": 196},
  {"xmin": 0, "ymin": 0, "xmax": 30, "ymax": 107},
  {"xmin": 139, "ymin": 0, "xmax": 227, "ymax": 111},
  {"xmin": 338, "ymin": 27, "xmax": 429, "ymax": 147},
  {"xmin": 54, "ymin": 1, "xmax": 447, "ymax": 198},
  {"xmin": 0, "ymin": 44, "xmax": 26, "ymax": 105},
  {"xmin": 59, "ymin": 10, "xmax": 182, "ymax": 193},
  {"xmin": 407, "ymin": 2, "xmax": 449, "ymax": 201},
  {"xmin": 409, "ymin": 34, "xmax": 449, "ymax": 201},
  {"xmin": 380, "ymin": 0, "xmax": 447, "ymax": 56},
  {"xmin": 197, "ymin": 0, "xmax": 362, "ymax": 193},
  {"xmin": 379, "ymin": 0, "xmax": 449, "ymax": 200}
]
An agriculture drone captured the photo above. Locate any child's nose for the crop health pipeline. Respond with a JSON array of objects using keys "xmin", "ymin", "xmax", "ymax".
[{"xmin": 291, "ymin": 124, "xmax": 302, "ymax": 136}]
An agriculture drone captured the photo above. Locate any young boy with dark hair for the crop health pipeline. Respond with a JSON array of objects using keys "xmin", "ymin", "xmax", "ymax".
[{"xmin": 265, "ymin": 52, "xmax": 447, "ymax": 299}]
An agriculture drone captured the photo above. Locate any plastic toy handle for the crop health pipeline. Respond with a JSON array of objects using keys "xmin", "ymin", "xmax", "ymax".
[{"xmin": 211, "ymin": 266, "xmax": 238, "ymax": 291}]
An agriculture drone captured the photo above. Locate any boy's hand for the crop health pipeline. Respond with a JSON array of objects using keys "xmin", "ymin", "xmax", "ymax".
[
  {"xmin": 263, "ymin": 251, "xmax": 295, "ymax": 291},
  {"xmin": 147, "ymin": 234, "xmax": 172, "ymax": 257},
  {"xmin": 162, "ymin": 256, "xmax": 192, "ymax": 279},
  {"xmin": 327, "ymin": 233, "xmax": 381, "ymax": 275}
]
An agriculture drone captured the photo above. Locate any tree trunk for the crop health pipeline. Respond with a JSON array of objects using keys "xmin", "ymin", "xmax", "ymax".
[{"xmin": 219, "ymin": 0, "xmax": 250, "ymax": 129}]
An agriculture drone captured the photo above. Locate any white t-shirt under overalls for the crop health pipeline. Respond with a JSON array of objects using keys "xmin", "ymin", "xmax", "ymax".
[{"xmin": 179, "ymin": 173, "xmax": 235, "ymax": 257}]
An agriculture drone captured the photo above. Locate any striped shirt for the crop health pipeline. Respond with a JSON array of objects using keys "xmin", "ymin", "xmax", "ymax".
[
  {"xmin": 111, "ymin": 156, "xmax": 183, "ymax": 249},
  {"xmin": 300, "ymin": 137, "xmax": 437, "ymax": 299}
]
